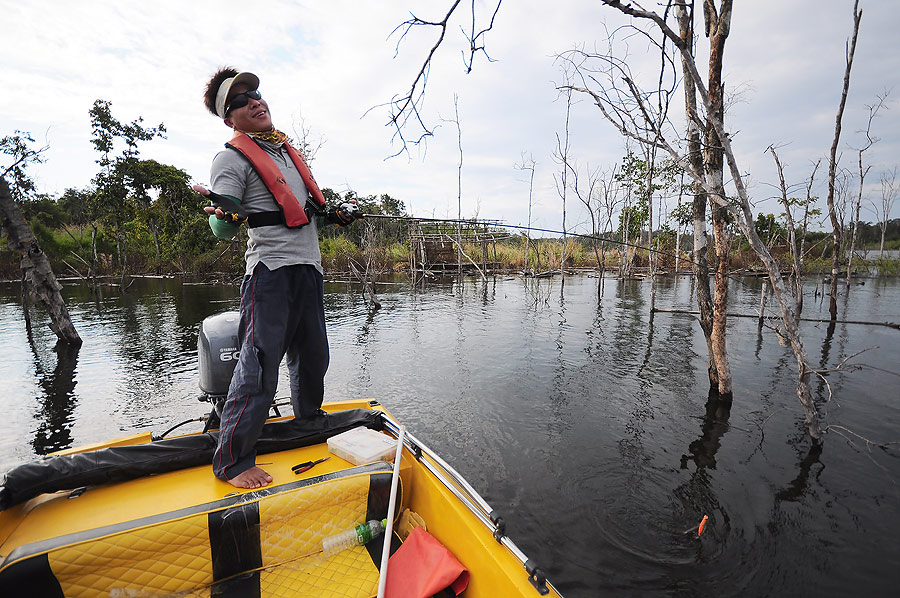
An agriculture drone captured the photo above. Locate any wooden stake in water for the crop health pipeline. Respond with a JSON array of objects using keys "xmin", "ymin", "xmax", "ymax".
[{"xmin": 377, "ymin": 425, "xmax": 405, "ymax": 598}]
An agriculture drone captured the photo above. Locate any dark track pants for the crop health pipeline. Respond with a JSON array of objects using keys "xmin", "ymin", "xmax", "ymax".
[{"xmin": 213, "ymin": 263, "xmax": 330, "ymax": 481}]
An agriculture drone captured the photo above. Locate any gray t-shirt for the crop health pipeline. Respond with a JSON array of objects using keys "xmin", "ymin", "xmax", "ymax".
[{"xmin": 210, "ymin": 139, "xmax": 322, "ymax": 276}]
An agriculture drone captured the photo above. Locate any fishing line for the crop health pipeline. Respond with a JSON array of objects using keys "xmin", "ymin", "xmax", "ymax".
[{"xmin": 361, "ymin": 213, "xmax": 763, "ymax": 282}]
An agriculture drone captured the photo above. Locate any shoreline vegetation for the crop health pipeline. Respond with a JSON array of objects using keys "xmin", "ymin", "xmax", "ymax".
[{"xmin": 3, "ymin": 224, "xmax": 899, "ymax": 285}]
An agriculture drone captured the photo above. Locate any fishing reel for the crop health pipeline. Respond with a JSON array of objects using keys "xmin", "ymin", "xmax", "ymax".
[
  {"xmin": 340, "ymin": 201, "xmax": 361, "ymax": 218},
  {"xmin": 328, "ymin": 200, "xmax": 364, "ymax": 226}
]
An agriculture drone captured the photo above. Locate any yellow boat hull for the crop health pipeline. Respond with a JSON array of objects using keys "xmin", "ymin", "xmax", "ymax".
[{"xmin": 0, "ymin": 399, "xmax": 560, "ymax": 597}]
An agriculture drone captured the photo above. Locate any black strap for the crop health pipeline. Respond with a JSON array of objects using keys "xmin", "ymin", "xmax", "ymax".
[
  {"xmin": 247, "ymin": 201, "xmax": 323, "ymax": 229},
  {"xmin": 208, "ymin": 502, "xmax": 262, "ymax": 597},
  {"xmin": 0, "ymin": 554, "xmax": 64, "ymax": 597},
  {"xmin": 247, "ymin": 210, "xmax": 285, "ymax": 228},
  {"xmin": 226, "ymin": 142, "xmax": 323, "ymax": 230}
]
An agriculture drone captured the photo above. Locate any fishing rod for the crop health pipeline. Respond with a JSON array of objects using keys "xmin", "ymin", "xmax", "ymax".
[
  {"xmin": 359, "ymin": 212, "xmax": 707, "ymax": 272},
  {"xmin": 356, "ymin": 212, "xmax": 813, "ymax": 289},
  {"xmin": 354, "ymin": 211, "xmax": 900, "ymax": 330}
]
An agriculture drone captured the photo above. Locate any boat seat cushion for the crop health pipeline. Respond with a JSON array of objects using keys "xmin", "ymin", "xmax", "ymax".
[{"xmin": 0, "ymin": 461, "xmax": 399, "ymax": 598}]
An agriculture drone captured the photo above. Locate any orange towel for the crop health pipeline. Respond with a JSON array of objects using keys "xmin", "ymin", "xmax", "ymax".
[{"xmin": 384, "ymin": 527, "xmax": 470, "ymax": 597}]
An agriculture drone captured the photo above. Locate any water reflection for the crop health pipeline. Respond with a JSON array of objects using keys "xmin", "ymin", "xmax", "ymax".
[
  {"xmin": 637, "ymin": 310, "xmax": 655, "ymax": 377},
  {"xmin": 674, "ymin": 383, "xmax": 734, "ymax": 560},
  {"xmin": 681, "ymin": 392, "xmax": 732, "ymax": 472},
  {"xmin": 29, "ymin": 340, "xmax": 80, "ymax": 455},
  {"xmin": 1, "ymin": 274, "xmax": 899, "ymax": 596},
  {"xmin": 775, "ymin": 443, "xmax": 824, "ymax": 502}
]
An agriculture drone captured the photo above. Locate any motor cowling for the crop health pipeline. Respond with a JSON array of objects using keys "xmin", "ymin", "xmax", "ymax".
[{"xmin": 198, "ymin": 311, "xmax": 240, "ymax": 399}]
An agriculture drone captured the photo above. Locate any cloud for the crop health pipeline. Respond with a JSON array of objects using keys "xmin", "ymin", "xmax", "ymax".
[{"xmin": 3, "ymin": 0, "xmax": 899, "ymax": 230}]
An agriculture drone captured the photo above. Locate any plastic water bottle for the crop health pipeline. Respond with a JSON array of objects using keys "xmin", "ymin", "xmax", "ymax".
[{"xmin": 322, "ymin": 519, "xmax": 387, "ymax": 556}]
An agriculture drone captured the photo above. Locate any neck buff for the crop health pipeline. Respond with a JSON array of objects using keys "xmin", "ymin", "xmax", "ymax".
[{"xmin": 238, "ymin": 127, "xmax": 288, "ymax": 147}]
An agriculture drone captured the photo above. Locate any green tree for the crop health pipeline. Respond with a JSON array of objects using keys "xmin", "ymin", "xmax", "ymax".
[
  {"xmin": 614, "ymin": 151, "xmax": 680, "ymax": 241},
  {"xmin": 319, "ymin": 189, "xmax": 408, "ymax": 248},
  {"xmin": 88, "ymin": 99, "xmax": 166, "ymax": 270},
  {"xmin": 126, "ymin": 159, "xmax": 213, "ymax": 270},
  {"xmin": 1, "ymin": 130, "xmax": 46, "ymax": 201},
  {"xmin": 754, "ymin": 212, "xmax": 788, "ymax": 247},
  {"xmin": 618, "ymin": 203, "xmax": 648, "ymax": 242}
]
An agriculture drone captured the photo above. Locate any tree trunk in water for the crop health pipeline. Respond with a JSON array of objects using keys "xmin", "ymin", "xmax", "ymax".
[
  {"xmin": 645, "ymin": 144, "xmax": 657, "ymax": 313},
  {"xmin": 798, "ymin": 202, "xmax": 809, "ymax": 316},
  {"xmin": 757, "ymin": 280, "xmax": 767, "ymax": 330},
  {"xmin": 826, "ymin": 0, "xmax": 862, "ymax": 318},
  {"xmin": 21, "ymin": 270, "xmax": 32, "ymax": 332},
  {"xmin": 91, "ymin": 225, "xmax": 98, "ymax": 265},
  {"xmin": 737, "ymin": 208, "xmax": 821, "ymax": 439},
  {"xmin": 692, "ymin": 195, "xmax": 716, "ymax": 390},
  {"xmin": 677, "ymin": 1, "xmax": 717, "ymax": 388},
  {"xmin": 710, "ymin": 208, "xmax": 733, "ymax": 400},
  {"xmin": 0, "ymin": 177, "xmax": 82, "ymax": 346},
  {"xmin": 115, "ymin": 219, "xmax": 123, "ymax": 268},
  {"xmin": 768, "ymin": 145, "xmax": 805, "ymax": 318},
  {"xmin": 703, "ymin": 0, "xmax": 733, "ymax": 398},
  {"xmin": 602, "ymin": 0, "xmax": 822, "ymax": 438},
  {"xmin": 846, "ymin": 195, "xmax": 861, "ymax": 287},
  {"xmin": 559, "ymin": 88, "xmax": 572, "ymax": 280}
]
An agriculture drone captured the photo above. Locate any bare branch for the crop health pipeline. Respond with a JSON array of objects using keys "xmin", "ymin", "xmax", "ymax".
[
  {"xmin": 290, "ymin": 110, "xmax": 325, "ymax": 163},
  {"xmin": 462, "ymin": 0, "xmax": 503, "ymax": 72},
  {"xmin": 379, "ymin": 1, "xmax": 501, "ymax": 157},
  {"xmin": 813, "ymin": 346, "xmax": 878, "ymax": 375},
  {"xmin": 767, "ymin": 145, "xmax": 803, "ymax": 303},
  {"xmin": 822, "ymin": 425, "xmax": 900, "ymax": 454}
]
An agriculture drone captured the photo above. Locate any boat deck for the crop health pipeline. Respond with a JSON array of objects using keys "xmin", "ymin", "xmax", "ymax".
[{"xmin": 0, "ymin": 400, "xmax": 561, "ymax": 597}]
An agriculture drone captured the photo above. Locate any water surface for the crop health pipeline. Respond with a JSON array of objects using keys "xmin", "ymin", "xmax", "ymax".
[{"xmin": 1, "ymin": 273, "xmax": 898, "ymax": 597}]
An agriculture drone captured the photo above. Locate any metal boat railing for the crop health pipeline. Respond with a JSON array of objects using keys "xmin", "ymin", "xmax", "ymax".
[{"xmin": 379, "ymin": 412, "xmax": 556, "ymax": 596}]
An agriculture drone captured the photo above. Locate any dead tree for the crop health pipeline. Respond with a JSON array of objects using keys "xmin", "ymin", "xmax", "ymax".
[
  {"xmin": 514, "ymin": 152, "xmax": 537, "ymax": 274},
  {"xmin": 569, "ymin": 161, "xmax": 603, "ymax": 269},
  {"xmin": 798, "ymin": 159, "xmax": 822, "ymax": 314},
  {"xmin": 768, "ymin": 146, "xmax": 804, "ymax": 315},
  {"xmin": 383, "ymin": 0, "xmax": 839, "ymax": 435},
  {"xmin": 0, "ymin": 177, "xmax": 82, "ymax": 346},
  {"xmin": 350, "ymin": 219, "xmax": 382, "ymax": 310},
  {"xmin": 552, "ymin": 70, "xmax": 575, "ymax": 280},
  {"xmin": 875, "ymin": 167, "xmax": 898, "ymax": 258},
  {"xmin": 826, "ymin": 0, "xmax": 863, "ymax": 319},
  {"xmin": 380, "ymin": 0, "xmax": 502, "ymax": 157},
  {"xmin": 700, "ymin": 0, "xmax": 735, "ymax": 400},
  {"xmin": 847, "ymin": 93, "xmax": 886, "ymax": 284},
  {"xmin": 585, "ymin": 0, "xmax": 821, "ymax": 436},
  {"xmin": 675, "ymin": 1, "xmax": 718, "ymax": 389},
  {"xmin": 596, "ymin": 166, "xmax": 624, "ymax": 279},
  {"xmin": 290, "ymin": 111, "xmax": 325, "ymax": 163},
  {"xmin": 451, "ymin": 94, "xmax": 464, "ymax": 275}
]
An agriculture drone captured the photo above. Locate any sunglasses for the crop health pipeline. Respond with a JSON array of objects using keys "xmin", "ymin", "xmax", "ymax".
[{"xmin": 225, "ymin": 90, "xmax": 262, "ymax": 116}]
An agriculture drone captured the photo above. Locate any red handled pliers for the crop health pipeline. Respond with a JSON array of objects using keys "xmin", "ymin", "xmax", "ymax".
[{"xmin": 292, "ymin": 457, "xmax": 330, "ymax": 474}]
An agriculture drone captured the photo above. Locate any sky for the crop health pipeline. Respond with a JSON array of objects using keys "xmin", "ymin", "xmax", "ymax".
[{"xmin": 2, "ymin": 0, "xmax": 899, "ymax": 235}]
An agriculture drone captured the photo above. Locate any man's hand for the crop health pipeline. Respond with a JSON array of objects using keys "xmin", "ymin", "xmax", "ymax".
[
  {"xmin": 194, "ymin": 185, "xmax": 221, "ymax": 218},
  {"xmin": 330, "ymin": 199, "xmax": 363, "ymax": 226},
  {"xmin": 193, "ymin": 184, "xmax": 247, "ymax": 223}
]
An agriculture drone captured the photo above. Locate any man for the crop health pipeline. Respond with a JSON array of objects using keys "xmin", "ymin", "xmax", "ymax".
[{"xmin": 193, "ymin": 67, "xmax": 360, "ymax": 489}]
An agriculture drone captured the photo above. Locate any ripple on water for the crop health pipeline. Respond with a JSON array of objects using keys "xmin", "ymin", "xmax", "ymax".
[{"xmin": 1, "ymin": 276, "xmax": 899, "ymax": 596}]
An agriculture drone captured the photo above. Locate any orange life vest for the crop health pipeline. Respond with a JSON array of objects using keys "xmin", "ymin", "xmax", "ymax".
[{"xmin": 225, "ymin": 134, "xmax": 326, "ymax": 228}]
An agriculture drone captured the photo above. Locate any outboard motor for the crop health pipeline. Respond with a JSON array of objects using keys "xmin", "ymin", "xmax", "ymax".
[{"xmin": 198, "ymin": 311, "xmax": 240, "ymax": 417}]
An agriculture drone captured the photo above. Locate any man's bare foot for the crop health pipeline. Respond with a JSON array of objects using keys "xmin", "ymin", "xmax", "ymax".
[{"xmin": 228, "ymin": 466, "xmax": 273, "ymax": 489}]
